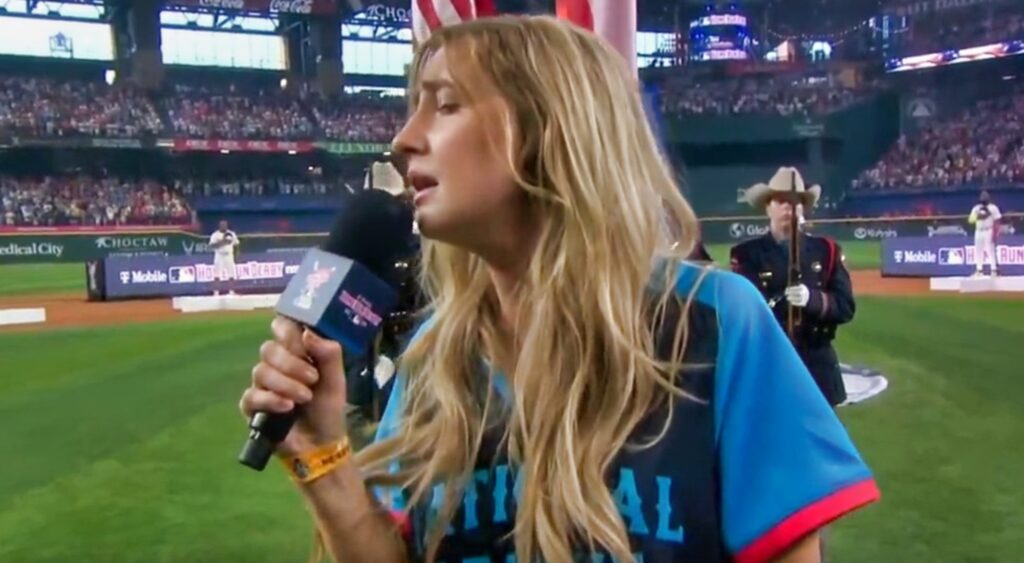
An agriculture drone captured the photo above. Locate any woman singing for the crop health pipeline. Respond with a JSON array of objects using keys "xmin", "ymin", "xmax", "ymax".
[{"xmin": 239, "ymin": 15, "xmax": 879, "ymax": 563}]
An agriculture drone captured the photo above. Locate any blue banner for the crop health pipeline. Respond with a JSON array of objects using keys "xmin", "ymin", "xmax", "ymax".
[
  {"xmin": 102, "ymin": 250, "xmax": 306, "ymax": 299},
  {"xmin": 881, "ymin": 236, "xmax": 1024, "ymax": 277}
]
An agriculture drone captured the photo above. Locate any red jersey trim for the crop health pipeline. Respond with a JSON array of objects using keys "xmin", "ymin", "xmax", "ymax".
[
  {"xmin": 735, "ymin": 478, "xmax": 881, "ymax": 563},
  {"xmin": 388, "ymin": 509, "xmax": 413, "ymax": 541}
]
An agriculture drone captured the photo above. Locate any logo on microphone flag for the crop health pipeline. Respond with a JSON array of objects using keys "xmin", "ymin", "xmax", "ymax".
[{"xmin": 294, "ymin": 261, "xmax": 336, "ymax": 310}]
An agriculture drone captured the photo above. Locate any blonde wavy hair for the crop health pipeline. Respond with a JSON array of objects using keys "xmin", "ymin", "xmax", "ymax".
[{"xmin": 357, "ymin": 14, "xmax": 703, "ymax": 563}]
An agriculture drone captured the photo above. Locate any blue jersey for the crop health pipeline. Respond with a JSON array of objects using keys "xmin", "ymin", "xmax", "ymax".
[{"xmin": 373, "ymin": 263, "xmax": 880, "ymax": 562}]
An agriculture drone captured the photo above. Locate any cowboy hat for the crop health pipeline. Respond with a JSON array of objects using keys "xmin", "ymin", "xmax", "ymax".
[{"xmin": 743, "ymin": 166, "xmax": 821, "ymax": 210}]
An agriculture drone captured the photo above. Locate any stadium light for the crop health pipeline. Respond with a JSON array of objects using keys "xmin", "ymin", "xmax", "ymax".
[
  {"xmin": 104, "ymin": 70, "xmax": 116, "ymax": 86},
  {"xmin": 280, "ymin": 77, "xmax": 288, "ymax": 90},
  {"xmin": 220, "ymin": 149, "xmax": 230, "ymax": 154}
]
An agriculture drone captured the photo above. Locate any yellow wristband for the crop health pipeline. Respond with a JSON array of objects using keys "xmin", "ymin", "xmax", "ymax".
[{"xmin": 280, "ymin": 438, "xmax": 352, "ymax": 484}]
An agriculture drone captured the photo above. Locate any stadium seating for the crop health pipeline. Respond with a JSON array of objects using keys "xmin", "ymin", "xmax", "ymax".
[
  {"xmin": 659, "ymin": 74, "xmax": 873, "ymax": 117},
  {"xmin": 853, "ymin": 89, "xmax": 1024, "ymax": 193},
  {"xmin": 0, "ymin": 175, "xmax": 192, "ymax": 227}
]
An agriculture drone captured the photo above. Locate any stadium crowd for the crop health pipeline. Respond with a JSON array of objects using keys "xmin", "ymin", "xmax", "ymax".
[
  {"xmin": 0, "ymin": 77, "xmax": 163, "ymax": 138},
  {"xmin": 853, "ymin": 91, "xmax": 1024, "ymax": 192},
  {"xmin": 0, "ymin": 72, "xmax": 880, "ymax": 145},
  {"xmin": 0, "ymin": 176, "xmax": 192, "ymax": 227},
  {"xmin": 162, "ymin": 84, "xmax": 317, "ymax": 140},
  {"xmin": 309, "ymin": 93, "xmax": 406, "ymax": 143},
  {"xmin": 659, "ymin": 76, "xmax": 865, "ymax": 117}
]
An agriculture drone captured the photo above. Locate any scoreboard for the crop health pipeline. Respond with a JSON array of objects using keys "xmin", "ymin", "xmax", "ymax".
[{"xmin": 689, "ymin": 12, "xmax": 751, "ymax": 62}]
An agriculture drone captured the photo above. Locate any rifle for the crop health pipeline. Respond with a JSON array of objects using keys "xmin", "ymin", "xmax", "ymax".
[{"xmin": 786, "ymin": 169, "xmax": 803, "ymax": 342}]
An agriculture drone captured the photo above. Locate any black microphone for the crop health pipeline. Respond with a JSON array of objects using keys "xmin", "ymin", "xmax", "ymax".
[{"xmin": 239, "ymin": 189, "xmax": 416, "ymax": 471}]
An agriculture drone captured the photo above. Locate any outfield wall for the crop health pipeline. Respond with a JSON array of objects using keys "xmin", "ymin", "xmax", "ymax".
[
  {"xmin": 88, "ymin": 251, "xmax": 306, "ymax": 300},
  {"xmin": 881, "ymin": 236, "xmax": 1024, "ymax": 277},
  {"xmin": 699, "ymin": 213, "xmax": 1023, "ymax": 244},
  {"xmin": 4, "ymin": 214, "xmax": 1022, "ymax": 267},
  {"xmin": 0, "ymin": 228, "xmax": 325, "ymax": 265}
]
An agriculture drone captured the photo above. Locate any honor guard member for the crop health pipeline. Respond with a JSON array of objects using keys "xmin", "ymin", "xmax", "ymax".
[{"xmin": 729, "ymin": 167, "xmax": 855, "ymax": 407}]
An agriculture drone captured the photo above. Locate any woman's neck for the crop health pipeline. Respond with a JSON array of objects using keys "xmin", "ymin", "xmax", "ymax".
[{"xmin": 488, "ymin": 264, "xmax": 524, "ymax": 336}]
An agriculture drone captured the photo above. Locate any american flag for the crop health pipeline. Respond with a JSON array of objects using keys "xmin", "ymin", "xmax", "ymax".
[{"xmin": 411, "ymin": 0, "xmax": 636, "ymax": 75}]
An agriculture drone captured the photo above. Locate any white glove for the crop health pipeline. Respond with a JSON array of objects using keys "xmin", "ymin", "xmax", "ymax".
[{"xmin": 785, "ymin": 284, "xmax": 810, "ymax": 308}]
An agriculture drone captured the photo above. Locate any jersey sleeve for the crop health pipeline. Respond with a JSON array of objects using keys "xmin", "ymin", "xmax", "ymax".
[
  {"xmin": 208, "ymin": 232, "xmax": 219, "ymax": 245},
  {"xmin": 709, "ymin": 271, "xmax": 880, "ymax": 563}
]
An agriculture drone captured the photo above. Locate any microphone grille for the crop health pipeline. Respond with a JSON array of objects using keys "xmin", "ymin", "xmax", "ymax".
[{"xmin": 322, "ymin": 189, "xmax": 416, "ymax": 289}]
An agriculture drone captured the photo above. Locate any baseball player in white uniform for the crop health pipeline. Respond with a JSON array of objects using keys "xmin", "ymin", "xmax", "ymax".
[
  {"xmin": 209, "ymin": 220, "xmax": 239, "ymax": 294},
  {"xmin": 968, "ymin": 190, "xmax": 1001, "ymax": 277}
]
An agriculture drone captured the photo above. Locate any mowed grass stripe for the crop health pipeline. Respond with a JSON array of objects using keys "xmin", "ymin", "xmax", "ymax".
[
  {"xmin": 845, "ymin": 297, "xmax": 1023, "ymax": 412},
  {"xmin": 0, "ymin": 400, "xmax": 311, "ymax": 563},
  {"xmin": 0, "ymin": 315, "xmax": 268, "ymax": 506},
  {"xmin": 0, "ymin": 263, "xmax": 85, "ymax": 297},
  {"xmin": 830, "ymin": 297, "xmax": 1024, "ymax": 563},
  {"xmin": 0, "ymin": 315, "xmax": 262, "ymax": 401}
]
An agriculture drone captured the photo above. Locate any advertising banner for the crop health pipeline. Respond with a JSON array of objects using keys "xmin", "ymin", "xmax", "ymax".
[
  {"xmin": 167, "ymin": 139, "xmax": 316, "ymax": 153},
  {"xmin": 881, "ymin": 235, "xmax": 1024, "ymax": 277},
  {"xmin": 0, "ymin": 232, "xmax": 189, "ymax": 264},
  {"xmin": 698, "ymin": 218, "xmax": 1013, "ymax": 244},
  {"xmin": 316, "ymin": 141, "xmax": 390, "ymax": 155},
  {"xmin": 9, "ymin": 136, "xmax": 151, "ymax": 149},
  {"xmin": 0, "ymin": 231, "xmax": 322, "ymax": 264},
  {"xmin": 102, "ymin": 251, "xmax": 306, "ymax": 299},
  {"xmin": 164, "ymin": 0, "xmax": 338, "ymax": 15},
  {"xmin": 700, "ymin": 220, "xmax": 909, "ymax": 244}
]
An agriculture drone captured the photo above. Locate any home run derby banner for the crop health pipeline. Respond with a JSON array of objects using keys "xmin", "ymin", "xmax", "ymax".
[
  {"xmin": 94, "ymin": 251, "xmax": 306, "ymax": 300},
  {"xmin": 411, "ymin": 0, "xmax": 637, "ymax": 75},
  {"xmin": 881, "ymin": 235, "xmax": 1024, "ymax": 277}
]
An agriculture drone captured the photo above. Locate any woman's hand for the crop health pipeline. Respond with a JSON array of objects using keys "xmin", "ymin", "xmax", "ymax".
[{"xmin": 239, "ymin": 316, "xmax": 349, "ymax": 456}]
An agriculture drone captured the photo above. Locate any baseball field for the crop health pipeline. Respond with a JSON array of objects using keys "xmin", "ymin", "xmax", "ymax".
[{"xmin": 1, "ymin": 239, "xmax": 1022, "ymax": 562}]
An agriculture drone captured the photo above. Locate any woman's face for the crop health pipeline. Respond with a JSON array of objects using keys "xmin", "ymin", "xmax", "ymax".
[{"xmin": 393, "ymin": 47, "xmax": 525, "ymax": 252}]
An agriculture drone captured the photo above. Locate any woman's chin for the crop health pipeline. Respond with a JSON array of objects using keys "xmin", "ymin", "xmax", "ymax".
[{"xmin": 413, "ymin": 210, "xmax": 443, "ymax": 239}]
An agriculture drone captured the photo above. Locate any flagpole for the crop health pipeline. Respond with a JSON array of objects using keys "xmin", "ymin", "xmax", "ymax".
[{"xmin": 556, "ymin": 0, "xmax": 637, "ymax": 78}]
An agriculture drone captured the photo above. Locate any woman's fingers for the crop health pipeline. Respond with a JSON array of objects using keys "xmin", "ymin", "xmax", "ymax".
[
  {"xmin": 239, "ymin": 387, "xmax": 295, "ymax": 417},
  {"xmin": 271, "ymin": 316, "xmax": 307, "ymax": 358},
  {"xmin": 259, "ymin": 340, "xmax": 319, "ymax": 387},
  {"xmin": 250, "ymin": 361, "xmax": 314, "ymax": 404}
]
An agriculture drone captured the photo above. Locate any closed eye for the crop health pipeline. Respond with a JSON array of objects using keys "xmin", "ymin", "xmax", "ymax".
[{"xmin": 437, "ymin": 103, "xmax": 460, "ymax": 115}]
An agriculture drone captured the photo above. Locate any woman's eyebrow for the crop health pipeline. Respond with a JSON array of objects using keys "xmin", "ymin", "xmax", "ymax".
[{"xmin": 419, "ymin": 78, "xmax": 456, "ymax": 92}]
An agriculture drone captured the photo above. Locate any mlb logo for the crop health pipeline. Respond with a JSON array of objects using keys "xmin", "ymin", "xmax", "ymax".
[
  {"xmin": 939, "ymin": 248, "xmax": 965, "ymax": 265},
  {"xmin": 169, "ymin": 266, "xmax": 196, "ymax": 284}
]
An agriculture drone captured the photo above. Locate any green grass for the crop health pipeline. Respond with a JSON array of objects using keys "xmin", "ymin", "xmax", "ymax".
[
  {"xmin": 0, "ymin": 314, "xmax": 311, "ymax": 563},
  {"xmin": 707, "ymin": 239, "xmax": 881, "ymax": 271},
  {"xmin": 830, "ymin": 297, "xmax": 1024, "ymax": 562},
  {"xmin": 0, "ymin": 297, "xmax": 1021, "ymax": 562},
  {"xmin": 0, "ymin": 263, "xmax": 85, "ymax": 297}
]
